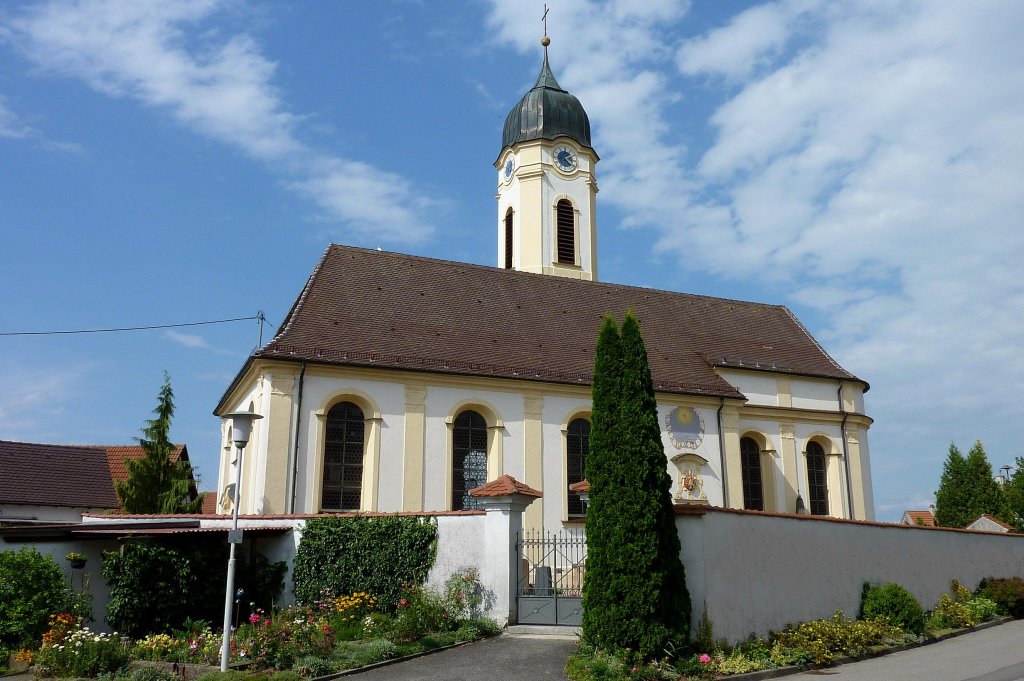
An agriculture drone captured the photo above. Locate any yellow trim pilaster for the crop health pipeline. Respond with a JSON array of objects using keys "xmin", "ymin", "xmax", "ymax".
[
  {"xmin": 523, "ymin": 394, "xmax": 544, "ymax": 532},
  {"xmin": 776, "ymin": 377, "xmax": 792, "ymax": 408},
  {"xmin": 721, "ymin": 407, "xmax": 742, "ymax": 508},
  {"xmin": 780, "ymin": 424, "xmax": 797, "ymax": 513},
  {"xmin": 263, "ymin": 373, "xmax": 295, "ymax": 514},
  {"xmin": 847, "ymin": 428, "xmax": 865, "ymax": 519},
  {"xmin": 402, "ymin": 384, "xmax": 426, "ymax": 511}
]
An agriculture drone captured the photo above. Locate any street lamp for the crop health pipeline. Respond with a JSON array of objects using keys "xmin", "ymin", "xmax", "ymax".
[{"xmin": 220, "ymin": 410, "xmax": 262, "ymax": 672}]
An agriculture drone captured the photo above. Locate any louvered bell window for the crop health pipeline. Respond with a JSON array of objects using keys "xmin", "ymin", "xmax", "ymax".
[
  {"xmin": 740, "ymin": 436, "xmax": 764, "ymax": 511},
  {"xmin": 504, "ymin": 208, "xmax": 514, "ymax": 269},
  {"xmin": 566, "ymin": 418, "xmax": 590, "ymax": 517},
  {"xmin": 556, "ymin": 199, "xmax": 575, "ymax": 265},
  {"xmin": 321, "ymin": 401, "xmax": 364, "ymax": 511},
  {"xmin": 806, "ymin": 441, "xmax": 829, "ymax": 516},
  {"xmin": 452, "ymin": 410, "xmax": 488, "ymax": 511}
]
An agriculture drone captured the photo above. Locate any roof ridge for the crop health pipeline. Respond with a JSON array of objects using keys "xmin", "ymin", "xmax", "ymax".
[
  {"xmin": 779, "ymin": 305, "xmax": 862, "ymax": 388},
  {"xmin": 323, "ymin": 243, "xmax": 793, "ymax": 312}
]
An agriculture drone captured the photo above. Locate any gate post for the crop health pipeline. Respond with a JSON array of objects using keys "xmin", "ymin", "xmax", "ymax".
[{"xmin": 469, "ymin": 475, "xmax": 542, "ymax": 625}]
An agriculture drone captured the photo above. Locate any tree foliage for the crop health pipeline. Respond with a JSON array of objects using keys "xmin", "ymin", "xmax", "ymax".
[
  {"xmin": 935, "ymin": 440, "xmax": 1010, "ymax": 528},
  {"xmin": 582, "ymin": 312, "xmax": 691, "ymax": 659},
  {"xmin": 1002, "ymin": 456, "xmax": 1024, "ymax": 531},
  {"xmin": 0, "ymin": 548, "xmax": 72, "ymax": 648},
  {"xmin": 115, "ymin": 372, "xmax": 202, "ymax": 514}
]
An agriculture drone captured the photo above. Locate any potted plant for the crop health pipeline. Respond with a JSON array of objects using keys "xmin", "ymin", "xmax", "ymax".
[{"xmin": 66, "ymin": 551, "xmax": 87, "ymax": 569}]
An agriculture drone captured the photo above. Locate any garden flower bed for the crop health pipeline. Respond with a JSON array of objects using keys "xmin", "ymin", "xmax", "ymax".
[{"xmin": 566, "ymin": 579, "xmax": 1017, "ymax": 680}]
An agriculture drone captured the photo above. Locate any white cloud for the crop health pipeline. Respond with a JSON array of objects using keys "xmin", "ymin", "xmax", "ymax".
[
  {"xmin": 4, "ymin": 0, "xmax": 435, "ymax": 243},
  {"xmin": 487, "ymin": 0, "xmax": 1024, "ymax": 518},
  {"xmin": 0, "ymin": 96, "xmax": 35, "ymax": 138},
  {"xmin": 0, "ymin": 363, "xmax": 84, "ymax": 437},
  {"xmin": 165, "ymin": 330, "xmax": 209, "ymax": 349}
]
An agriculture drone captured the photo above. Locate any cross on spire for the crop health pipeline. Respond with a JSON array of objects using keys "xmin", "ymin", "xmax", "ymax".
[{"xmin": 542, "ymin": 4, "xmax": 549, "ymax": 37}]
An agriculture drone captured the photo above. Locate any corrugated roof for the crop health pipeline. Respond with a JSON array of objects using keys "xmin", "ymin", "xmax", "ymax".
[{"xmin": 231, "ymin": 245, "xmax": 861, "ymax": 408}]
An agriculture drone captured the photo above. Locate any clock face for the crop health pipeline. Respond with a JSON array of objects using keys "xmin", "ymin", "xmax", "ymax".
[
  {"xmin": 503, "ymin": 157, "xmax": 514, "ymax": 182},
  {"xmin": 554, "ymin": 145, "xmax": 578, "ymax": 173}
]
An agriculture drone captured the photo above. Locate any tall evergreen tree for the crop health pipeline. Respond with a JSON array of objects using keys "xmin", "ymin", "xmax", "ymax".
[
  {"xmin": 934, "ymin": 441, "xmax": 1009, "ymax": 528},
  {"xmin": 115, "ymin": 372, "xmax": 202, "ymax": 514},
  {"xmin": 582, "ymin": 312, "xmax": 691, "ymax": 659},
  {"xmin": 934, "ymin": 443, "xmax": 970, "ymax": 527},
  {"xmin": 1002, "ymin": 456, "xmax": 1024, "ymax": 530}
]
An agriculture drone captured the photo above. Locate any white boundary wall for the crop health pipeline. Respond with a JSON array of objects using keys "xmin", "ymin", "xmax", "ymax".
[{"xmin": 678, "ymin": 507, "xmax": 1024, "ymax": 643}]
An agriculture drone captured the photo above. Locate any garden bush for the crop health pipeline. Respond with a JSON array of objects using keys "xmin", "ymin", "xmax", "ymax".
[
  {"xmin": 977, "ymin": 577, "xmax": 1024, "ymax": 618},
  {"xmin": 860, "ymin": 582, "xmax": 926, "ymax": 634},
  {"xmin": 127, "ymin": 665, "xmax": 179, "ymax": 681},
  {"xmin": 269, "ymin": 672, "xmax": 304, "ymax": 681},
  {"xmin": 928, "ymin": 580, "xmax": 999, "ymax": 630},
  {"xmin": 35, "ymin": 626, "xmax": 130, "ymax": 677},
  {"xmin": 292, "ymin": 516, "xmax": 437, "ymax": 608},
  {"xmin": 0, "ymin": 547, "xmax": 73, "ymax": 648},
  {"xmin": 195, "ymin": 671, "xmax": 252, "ymax": 681},
  {"xmin": 773, "ymin": 611, "xmax": 905, "ymax": 664},
  {"xmin": 292, "ymin": 654, "xmax": 335, "ymax": 678}
]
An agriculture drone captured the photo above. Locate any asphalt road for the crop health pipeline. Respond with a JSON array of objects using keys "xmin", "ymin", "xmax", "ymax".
[
  {"xmin": 353, "ymin": 634, "xmax": 576, "ymax": 680},
  {"xmin": 791, "ymin": 619, "xmax": 1024, "ymax": 681}
]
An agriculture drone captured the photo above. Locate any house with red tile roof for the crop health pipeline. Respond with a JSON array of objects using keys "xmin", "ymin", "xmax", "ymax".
[
  {"xmin": 213, "ymin": 48, "xmax": 875, "ymax": 532},
  {"xmin": 900, "ymin": 508, "xmax": 937, "ymax": 527},
  {"xmin": 0, "ymin": 440, "xmax": 198, "ymax": 524},
  {"xmin": 966, "ymin": 513, "xmax": 1015, "ymax": 534}
]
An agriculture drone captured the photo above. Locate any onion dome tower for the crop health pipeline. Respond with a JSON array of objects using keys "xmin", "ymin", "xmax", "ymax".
[{"xmin": 495, "ymin": 35, "xmax": 599, "ymax": 281}]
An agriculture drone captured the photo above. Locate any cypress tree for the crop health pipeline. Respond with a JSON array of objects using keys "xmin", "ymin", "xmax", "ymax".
[
  {"xmin": 115, "ymin": 372, "xmax": 202, "ymax": 514},
  {"xmin": 582, "ymin": 312, "xmax": 691, "ymax": 659},
  {"xmin": 934, "ymin": 443, "xmax": 970, "ymax": 527},
  {"xmin": 962, "ymin": 440, "xmax": 1010, "ymax": 525},
  {"xmin": 1002, "ymin": 456, "xmax": 1024, "ymax": 530}
]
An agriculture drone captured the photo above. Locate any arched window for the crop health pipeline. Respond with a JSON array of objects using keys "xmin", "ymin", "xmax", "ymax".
[
  {"xmin": 566, "ymin": 418, "xmax": 590, "ymax": 517},
  {"xmin": 452, "ymin": 410, "xmax": 488, "ymax": 511},
  {"xmin": 740, "ymin": 436, "xmax": 763, "ymax": 511},
  {"xmin": 504, "ymin": 208, "xmax": 514, "ymax": 269},
  {"xmin": 806, "ymin": 441, "xmax": 829, "ymax": 516},
  {"xmin": 321, "ymin": 401, "xmax": 364, "ymax": 511},
  {"xmin": 556, "ymin": 199, "xmax": 575, "ymax": 265}
]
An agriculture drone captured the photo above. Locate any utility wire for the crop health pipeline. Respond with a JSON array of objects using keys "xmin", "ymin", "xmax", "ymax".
[{"xmin": 0, "ymin": 314, "xmax": 264, "ymax": 337}]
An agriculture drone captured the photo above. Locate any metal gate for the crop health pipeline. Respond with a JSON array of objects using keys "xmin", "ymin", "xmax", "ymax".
[{"xmin": 516, "ymin": 529, "xmax": 585, "ymax": 626}]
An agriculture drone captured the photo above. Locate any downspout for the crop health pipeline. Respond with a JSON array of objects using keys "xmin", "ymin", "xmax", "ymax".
[
  {"xmin": 716, "ymin": 398, "xmax": 728, "ymax": 506},
  {"xmin": 838, "ymin": 381, "xmax": 855, "ymax": 519},
  {"xmin": 288, "ymin": 361, "xmax": 307, "ymax": 514}
]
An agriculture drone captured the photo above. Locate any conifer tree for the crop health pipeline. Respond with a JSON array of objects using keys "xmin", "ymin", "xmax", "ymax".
[
  {"xmin": 115, "ymin": 372, "xmax": 202, "ymax": 514},
  {"xmin": 934, "ymin": 443, "xmax": 971, "ymax": 527},
  {"xmin": 1002, "ymin": 456, "xmax": 1024, "ymax": 530},
  {"xmin": 582, "ymin": 312, "xmax": 691, "ymax": 659},
  {"xmin": 935, "ymin": 440, "xmax": 1009, "ymax": 528}
]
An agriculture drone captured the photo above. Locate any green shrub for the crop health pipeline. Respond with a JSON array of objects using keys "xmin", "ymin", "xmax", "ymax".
[
  {"xmin": 195, "ymin": 671, "xmax": 254, "ymax": 681},
  {"xmin": 977, "ymin": 578, "xmax": 1024, "ymax": 618},
  {"xmin": 292, "ymin": 655, "xmax": 335, "ymax": 678},
  {"xmin": 333, "ymin": 640, "xmax": 397, "ymax": 670},
  {"xmin": 268, "ymin": 671, "xmax": 304, "ymax": 681},
  {"xmin": 927, "ymin": 580, "xmax": 997, "ymax": 631},
  {"xmin": 774, "ymin": 611, "xmax": 904, "ymax": 664},
  {"xmin": 129, "ymin": 665, "xmax": 179, "ymax": 681},
  {"xmin": 292, "ymin": 516, "xmax": 437, "ymax": 609},
  {"xmin": 453, "ymin": 618, "xmax": 501, "ymax": 641},
  {"xmin": 860, "ymin": 582, "xmax": 926, "ymax": 634},
  {"xmin": 389, "ymin": 584, "xmax": 451, "ymax": 641},
  {"xmin": 965, "ymin": 596, "xmax": 999, "ymax": 623},
  {"xmin": 35, "ymin": 627, "xmax": 130, "ymax": 677},
  {"xmin": 0, "ymin": 547, "xmax": 75, "ymax": 649}
]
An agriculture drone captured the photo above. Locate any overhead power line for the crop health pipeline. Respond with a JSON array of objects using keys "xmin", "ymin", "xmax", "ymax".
[{"xmin": 0, "ymin": 313, "xmax": 268, "ymax": 337}]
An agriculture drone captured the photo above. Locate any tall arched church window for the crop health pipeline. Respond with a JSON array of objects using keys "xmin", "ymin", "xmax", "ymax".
[
  {"xmin": 740, "ymin": 437, "xmax": 764, "ymax": 511},
  {"xmin": 452, "ymin": 410, "xmax": 488, "ymax": 511},
  {"xmin": 504, "ymin": 208, "xmax": 514, "ymax": 269},
  {"xmin": 566, "ymin": 418, "xmax": 590, "ymax": 517},
  {"xmin": 322, "ymin": 401, "xmax": 364, "ymax": 511},
  {"xmin": 806, "ymin": 441, "xmax": 828, "ymax": 516},
  {"xmin": 556, "ymin": 199, "xmax": 575, "ymax": 265}
]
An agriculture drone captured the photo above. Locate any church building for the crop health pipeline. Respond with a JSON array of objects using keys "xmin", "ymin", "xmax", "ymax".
[{"xmin": 214, "ymin": 40, "xmax": 875, "ymax": 531}]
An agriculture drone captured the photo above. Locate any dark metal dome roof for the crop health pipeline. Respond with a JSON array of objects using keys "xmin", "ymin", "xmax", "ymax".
[{"xmin": 501, "ymin": 51, "xmax": 592, "ymax": 152}]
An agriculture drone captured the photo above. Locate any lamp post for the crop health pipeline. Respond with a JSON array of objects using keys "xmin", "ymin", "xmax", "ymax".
[{"xmin": 220, "ymin": 410, "xmax": 262, "ymax": 672}]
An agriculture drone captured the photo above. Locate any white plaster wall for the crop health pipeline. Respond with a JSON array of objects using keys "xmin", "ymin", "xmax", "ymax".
[
  {"xmin": 790, "ymin": 378, "xmax": 840, "ymax": 411},
  {"xmin": 679, "ymin": 510, "xmax": 1024, "ymax": 643},
  {"xmin": 425, "ymin": 515, "xmax": 487, "ymax": 592},
  {"xmin": 717, "ymin": 370, "xmax": 779, "ymax": 406},
  {"xmin": 218, "ymin": 382, "xmax": 263, "ymax": 513},
  {"xmin": 496, "ymin": 161, "xmax": 521, "ymax": 269},
  {"xmin": 540, "ymin": 396, "xmax": 592, "ymax": 529},
  {"xmin": 0, "ymin": 504, "xmax": 94, "ymax": 523},
  {"xmin": 660, "ymin": 404, "xmax": 725, "ymax": 507},
  {"xmin": 422, "ymin": 386, "xmax": 523, "ymax": 511},
  {"xmin": 293, "ymin": 374, "xmax": 406, "ymax": 513}
]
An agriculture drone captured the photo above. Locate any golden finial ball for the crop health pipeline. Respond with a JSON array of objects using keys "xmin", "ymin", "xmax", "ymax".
[{"xmin": 541, "ymin": 36, "xmax": 551, "ymax": 46}]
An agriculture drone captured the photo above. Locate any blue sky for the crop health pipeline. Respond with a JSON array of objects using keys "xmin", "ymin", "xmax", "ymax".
[{"xmin": 1, "ymin": 0, "xmax": 1021, "ymax": 521}]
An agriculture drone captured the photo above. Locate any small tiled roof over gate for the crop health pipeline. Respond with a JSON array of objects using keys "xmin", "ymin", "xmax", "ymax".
[{"xmin": 224, "ymin": 245, "xmax": 862, "ymax": 408}]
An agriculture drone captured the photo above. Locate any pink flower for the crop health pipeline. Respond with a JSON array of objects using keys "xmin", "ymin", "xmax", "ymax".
[
  {"xmin": 698, "ymin": 654, "xmax": 712, "ymax": 665},
  {"xmin": 399, "ymin": 598, "xmax": 409, "ymax": 608},
  {"xmin": 248, "ymin": 613, "xmax": 261, "ymax": 624}
]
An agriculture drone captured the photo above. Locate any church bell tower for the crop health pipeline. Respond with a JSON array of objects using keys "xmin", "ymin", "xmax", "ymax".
[{"xmin": 495, "ymin": 36, "xmax": 599, "ymax": 281}]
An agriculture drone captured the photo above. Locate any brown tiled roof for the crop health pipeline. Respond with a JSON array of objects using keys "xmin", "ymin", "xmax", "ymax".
[
  {"xmin": 240, "ymin": 245, "xmax": 860, "ymax": 404},
  {"xmin": 469, "ymin": 475, "xmax": 543, "ymax": 498},
  {"xmin": 568, "ymin": 480, "xmax": 590, "ymax": 493},
  {"xmin": 902, "ymin": 509, "xmax": 936, "ymax": 526},
  {"xmin": 970, "ymin": 514, "xmax": 1015, "ymax": 531},
  {"xmin": 0, "ymin": 440, "xmax": 119, "ymax": 509},
  {"xmin": 104, "ymin": 444, "xmax": 186, "ymax": 482},
  {"xmin": 199, "ymin": 491, "xmax": 218, "ymax": 515}
]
